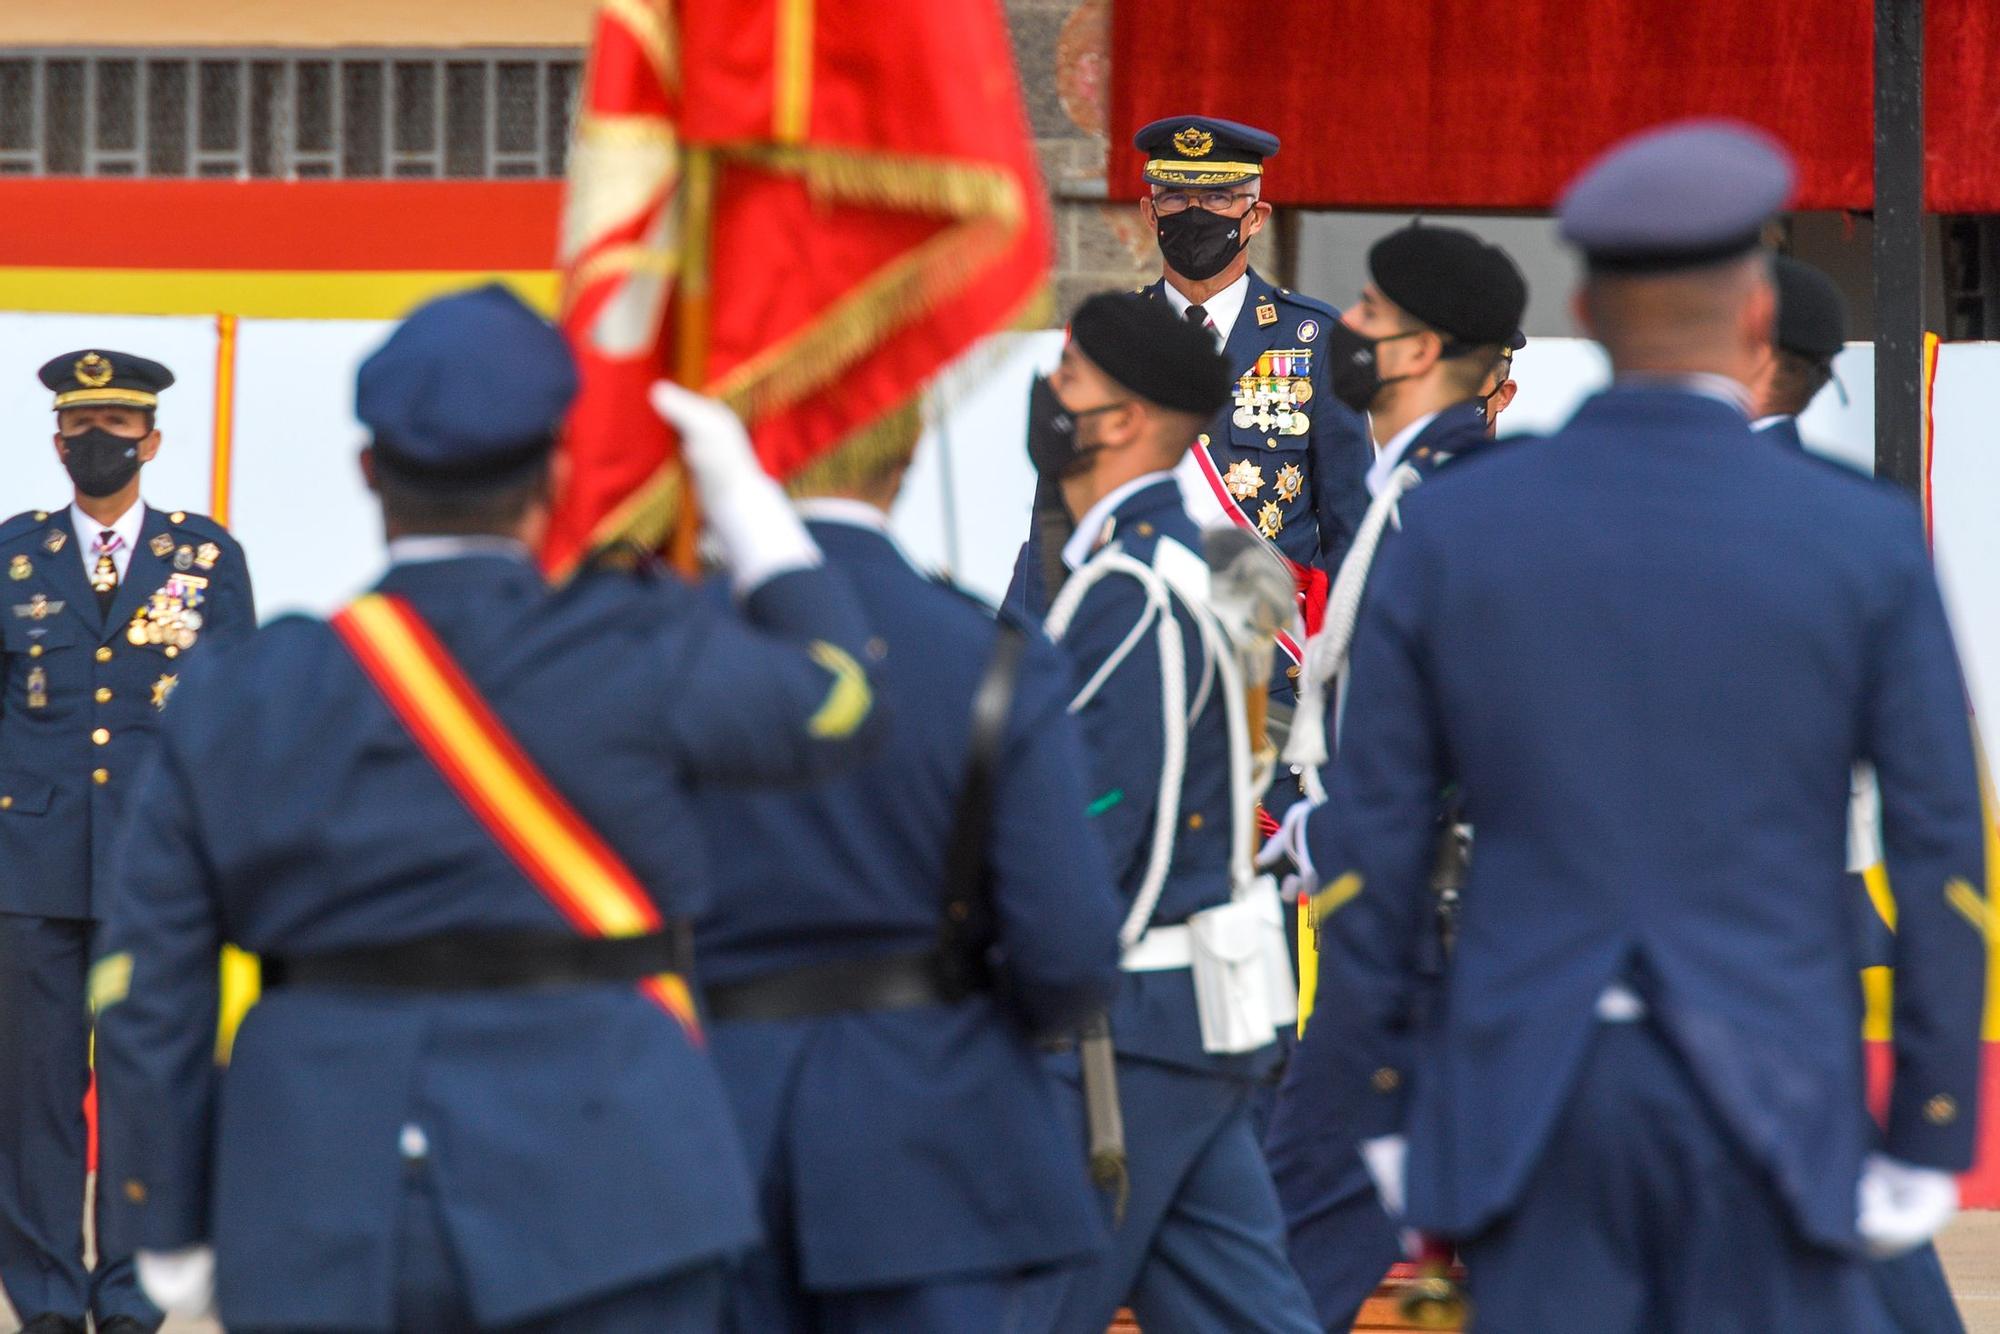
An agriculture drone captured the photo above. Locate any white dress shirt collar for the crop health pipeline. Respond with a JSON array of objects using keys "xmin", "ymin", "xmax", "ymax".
[
  {"xmin": 70, "ymin": 499, "xmax": 146, "ymax": 583},
  {"xmin": 793, "ymin": 497, "xmax": 890, "ymax": 533},
  {"xmin": 1161, "ymin": 273, "xmax": 1251, "ymax": 349},
  {"xmin": 1063, "ymin": 470, "xmax": 1176, "ymax": 571},
  {"xmin": 1366, "ymin": 410, "xmax": 1442, "ymax": 498},
  {"xmin": 384, "ymin": 535, "xmax": 531, "ymax": 567},
  {"xmin": 1750, "ymin": 414, "xmax": 1790, "ymax": 433},
  {"xmin": 1614, "ymin": 371, "xmax": 1753, "ymax": 417}
]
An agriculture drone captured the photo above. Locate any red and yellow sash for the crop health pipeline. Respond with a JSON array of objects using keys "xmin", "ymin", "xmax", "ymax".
[{"xmin": 331, "ymin": 593, "xmax": 700, "ymax": 1042}]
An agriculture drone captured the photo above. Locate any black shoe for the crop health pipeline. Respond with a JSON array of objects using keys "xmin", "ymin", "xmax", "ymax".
[
  {"xmin": 18, "ymin": 1316, "xmax": 85, "ymax": 1334},
  {"xmin": 93, "ymin": 1319, "xmax": 160, "ymax": 1334}
]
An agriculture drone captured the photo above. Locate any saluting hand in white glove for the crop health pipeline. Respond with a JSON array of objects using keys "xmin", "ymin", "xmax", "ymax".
[{"xmin": 648, "ymin": 382, "xmax": 820, "ymax": 595}]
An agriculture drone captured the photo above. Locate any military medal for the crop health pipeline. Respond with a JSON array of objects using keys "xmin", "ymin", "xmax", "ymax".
[
  {"xmin": 1257, "ymin": 502, "xmax": 1285, "ymax": 539},
  {"xmin": 129, "ymin": 573, "xmax": 208, "ymax": 652},
  {"xmin": 9, "ymin": 556, "xmax": 28, "ymax": 581},
  {"xmin": 151, "ymin": 673, "xmax": 178, "ymax": 710},
  {"xmin": 1224, "ymin": 459, "xmax": 1265, "ymax": 500},
  {"xmin": 25, "ymin": 665, "xmax": 46, "ymax": 710},
  {"xmin": 195, "ymin": 542, "xmax": 220, "ymax": 570},
  {"xmin": 174, "ymin": 545, "xmax": 194, "ymax": 571},
  {"xmin": 1297, "ymin": 319, "xmax": 1320, "ymax": 342},
  {"xmin": 1276, "ymin": 463, "xmax": 1304, "ymax": 502},
  {"xmin": 149, "ymin": 533, "xmax": 174, "ymax": 559}
]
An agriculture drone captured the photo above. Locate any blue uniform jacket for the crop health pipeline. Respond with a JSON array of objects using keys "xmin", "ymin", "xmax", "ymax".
[
  {"xmin": 1304, "ymin": 386, "xmax": 1987, "ymax": 1247},
  {"xmin": 1006, "ymin": 270, "xmax": 1372, "ymax": 624},
  {"xmin": 1059, "ymin": 478, "xmax": 1280, "ymax": 1080},
  {"xmin": 91, "ymin": 553, "xmax": 881, "ymax": 1331},
  {"xmin": 0, "ymin": 504, "xmax": 253, "ymax": 919},
  {"xmin": 694, "ymin": 517, "xmax": 1123, "ymax": 1291}
]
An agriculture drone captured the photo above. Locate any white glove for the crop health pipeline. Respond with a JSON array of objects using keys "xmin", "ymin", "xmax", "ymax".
[
  {"xmin": 1255, "ymin": 797, "xmax": 1319, "ymax": 903},
  {"xmin": 137, "ymin": 1244, "xmax": 216, "ymax": 1320},
  {"xmin": 1856, "ymin": 1152, "xmax": 1958, "ymax": 1258},
  {"xmin": 648, "ymin": 382, "xmax": 820, "ymax": 595},
  {"xmin": 1361, "ymin": 1133, "xmax": 1408, "ymax": 1219}
]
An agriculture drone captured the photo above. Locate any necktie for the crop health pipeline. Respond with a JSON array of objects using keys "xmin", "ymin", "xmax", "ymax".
[
  {"xmin": 1184, "ymin": 304, "xmax": 1209, "ymax": 328},
  {"xmin": 92, "ymin": 529, "xmax": 121, "ymax": 614}
]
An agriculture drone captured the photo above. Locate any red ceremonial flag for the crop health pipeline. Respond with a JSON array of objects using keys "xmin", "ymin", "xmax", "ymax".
[{"xmin": 544, "ymin": 0, "xmax": 1052, "ymax": 574}]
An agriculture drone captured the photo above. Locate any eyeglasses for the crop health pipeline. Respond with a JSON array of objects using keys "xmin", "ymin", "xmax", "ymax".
[{"xmin": 1150, "ymin": 190, "xmax": 1256, "ymax": 216}]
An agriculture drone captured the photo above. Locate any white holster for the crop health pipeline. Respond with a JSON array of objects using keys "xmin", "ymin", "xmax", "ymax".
[{"xmin": 1047, "ymin": 535, "xmax": 1295, "ymax": 1056}]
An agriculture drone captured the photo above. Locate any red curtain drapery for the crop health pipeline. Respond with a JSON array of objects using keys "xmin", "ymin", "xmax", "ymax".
[{"xmin": 1109, "ymin": 0, "xmax": 2000, "ymax": 211}]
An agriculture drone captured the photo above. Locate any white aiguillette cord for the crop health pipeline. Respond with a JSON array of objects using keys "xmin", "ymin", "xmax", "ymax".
[{"xmin": 1284, "ymin": 463, "xmax": 1423, "ymax": 798}]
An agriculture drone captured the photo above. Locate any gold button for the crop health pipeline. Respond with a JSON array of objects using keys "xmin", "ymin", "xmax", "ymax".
[
  {"xmin": 95, "ymin": 646, "xmax": 112, "ymax": 663},
  {"xmin": 91, "ymin": 727, "xmax": 109, "ymax": 746},
  {"xmin": 93, "ymin": 768, "xmax": 110, "ymax": 785},
  {"xmin": 33, "ymin": 510, "xmax": 46, "ymax": 521},
  {"xmin": 1925, "ymin": 1094, "xmax": 1958, "ymax": 1126},
  {"xmin": 123, "ymin": 1178, "xmax": 147, "ymax": 1204},
  {"xmin": 1136, "ymin": 522, "xmax": 1154, "ymax": 536},
  {"xmin": 0, "ymin": 796, "xmax": 12, "ymax": 810},
  {"xmin": 94, "ymin": 687, "xmax": 112, "ymax": 703},
  {"xmin": 1187, "ymin": 812, "xmax": 1204, "ymax": 830},
  {"xmin": 1266, "ymin": 438, "xmax": 1277, "ymax": 449},
  {"xmin": 165, "ymin": 646, "xmax": 178, "ymax": 659},
  {"xmin": 1198, "ymin": 433, "xmax": 1210, "ymax": 446},
  {"xmin": 170, "ymin": 511, "xmax": 186, "ymax": 524},
  {"xmin": 1286, "ymin": 665, "xmax": 1301, "ymax": 680},
  {"xmin": 1372, "ymin": 1066, "xmax": 1401, "ymax": 1092},
  {"xmin": 28, "ymin": 644, "xmax": 41, "ymax": 658}
]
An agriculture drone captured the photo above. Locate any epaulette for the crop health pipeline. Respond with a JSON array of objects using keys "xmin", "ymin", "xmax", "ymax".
[
  {"xmin": 160, "ymin": 508, "xmax": 234, "ymax": 544},
  {"xmin": 1272, "ymin": 286, "xmax": 1340, "ymax": 319},
  {"xmin": 926, "ymin": 572, "xmax": 1002, "ymax": 614},
  {"xmin": 0, "ymin": 510, "xmax": 52, "ymax": 546}
]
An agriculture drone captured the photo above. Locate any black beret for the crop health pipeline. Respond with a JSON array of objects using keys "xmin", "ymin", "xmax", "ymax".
[
  {"xmin": 39, "ymin": 349, "xmax": 174, "ymax": 411},
  {"xmin": 1369, "ymin": 224, "xmax": 1528, "ymax": 347},
  {"xmin": 1069, "ymin": 291, "xmax": 1232, "ymax": 418},
  {"xmin": 1773, "ymin": 254, "xmax": 1847, "ymax": 362}
]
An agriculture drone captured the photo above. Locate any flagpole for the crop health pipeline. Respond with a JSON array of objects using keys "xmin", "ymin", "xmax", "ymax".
[{"xmin": 669, "ymin": 146, "xmax": 717, "ymax": 572}]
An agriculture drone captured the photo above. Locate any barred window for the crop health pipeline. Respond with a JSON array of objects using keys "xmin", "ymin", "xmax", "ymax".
[{"xmin": 0, "ymin": 51, "xmax": 582, "ymax": 179}]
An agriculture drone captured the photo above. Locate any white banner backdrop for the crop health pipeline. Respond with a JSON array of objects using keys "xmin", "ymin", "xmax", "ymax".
[{"xmin": 1, "ymin": 316, "xmax": 1993, "ymax": 766}]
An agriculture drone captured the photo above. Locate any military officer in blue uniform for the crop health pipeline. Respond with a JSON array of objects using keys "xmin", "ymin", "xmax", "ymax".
[
  {"xmin": 1288, "ymin": 122, "xmax": 1987, "ymax": 1330},
  {"xmin": 1263, "ymin": 223, "xmax": 1529, "ymax": 1333},
  {"xmin": 1028, "ymin": 291, "xmax": 1318, "ymax": 1333},
  {"xmin": 0, "ymin": 350, "xmax": 255, "ymax": 1334},
  {"xmin": 692, "ymin": 402, "xmax": 1125, "ymax": 1330},
  {"xmin": 1011, "ymin": 116, "xmax": 1372, "ymax": 632},
  {"xmin": 89, "ymin": 285, "xmax": 882, "ymax": 1333},
  {"xmin": 1751, "ymin": 252, "xmax": 1847, "ymax": 454},
  {"xmin": 1750, "ymin": 254, "xmax": 1969, "ymax": 1334}
]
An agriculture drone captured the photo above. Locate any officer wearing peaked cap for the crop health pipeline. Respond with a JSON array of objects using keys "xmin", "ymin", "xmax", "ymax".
[
  {"xmin": 91, "ymin": 284, "xmax": 883, "ymax": 1332},
  {"xmin": 1010, "ymin": 118, "xmax": 1372, "ymax": 696},
  {"xmin": 1024, "ymin": 291, "xmax": 1318, "ymax": 1333},
  {"xmin": 1291, "ymin": 121, "xmax": 1986, "ymax": 1329},
  {"xmin": 0, "ymin": 349, "xmax": 254, "ymax": 1334}
]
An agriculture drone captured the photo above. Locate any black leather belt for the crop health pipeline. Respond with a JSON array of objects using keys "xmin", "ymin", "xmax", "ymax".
[
  {"xmin": 261, "ymin": 924, "xmax": 692, "ymax": 993},
  {"xmin": 703, "ymin": 949, "xmax": 963, "ymax": 1023}
]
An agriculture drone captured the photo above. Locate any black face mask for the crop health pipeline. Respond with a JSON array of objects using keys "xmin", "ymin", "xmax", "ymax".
[
  {"xmin": 1025, "ymin": 376, "xmax": 1126, "ymax": 479},
  {"xmin": 59, "ymin": 427, "xmax": 145, "ymax": 498},
  {"xmin": 1155, "ymin": 207, "xmax": 1247, "ymax": 282},
  {"xmin": 1323, "ymin": 322, "xmax": 1425, "ymax": 414}
]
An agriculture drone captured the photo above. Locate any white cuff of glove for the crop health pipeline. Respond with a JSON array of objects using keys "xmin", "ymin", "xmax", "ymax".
[
  {"xmin": 137, "ymin": 1243, "xmax": 216, "ymax": 1319},
  {"xmin": 1361, "ymin": 1132, "xmax": 1408, "ymax": 1219},
  {"xmin": 649, "ymin": 382, "xmax": 821, "ymax": 596},
  {"xmin": 1856, "ymin": 1152, "xmax": 1958, "ymax": 1258},
  {"xmin": 1255, "ymin": 797, "xmax": 1319, "ymax": 903}
]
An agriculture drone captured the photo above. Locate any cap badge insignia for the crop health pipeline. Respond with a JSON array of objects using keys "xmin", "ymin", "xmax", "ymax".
[
  {"xmin": 1297, "ymin": 319, "xmax": 1320, "ymax": 343},
  {"xmin": 1224, "ymin": 459, "xmax": 1265, "ymax": 500},
  {"xmin": 42, "ymin": 530, "xmax": 65, "ymax": 555},
  {"xmin": 1173, "ymin": 126, "xmax": 1214, "ymax": 158},
  {"xmin": 1276, "ymin": 463, "xmax": 1304, "ymax": 502},
  {"xmin": 194, "ymin": 542, "xmax": 220, "ymax": 570},
  {"xmin": 9, "ymin": 556, "xmax": 28, "ymax": 581},
  {"xmin": 1256, "ymin": 502, "xmax": 1285, "ymax": 539},
  {"xmin": 75, "ymin": 353, "xmax": 114, "ymax": 388},
  {"xmin": 1255, "ymin": 301, "xmax": 1278, "ymax": 328},
  {"xmin": 149, "ymin": 533, "xmax": 174, "ymax": 559}
]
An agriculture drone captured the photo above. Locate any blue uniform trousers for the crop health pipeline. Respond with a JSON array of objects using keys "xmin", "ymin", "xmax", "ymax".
[
  {"xmin": 1872, "ymin": 1243, "xmax": 1964, "ymax": 1332},
  {"xmin": 235, "ymin": 1167, "xmax": 724, "ymax": 1334},
  {"xmin": 0, "ymin": 912, "xmax": 153, "ymax": 1326},
  {"xmin": 726, "ymin": 1244, "xmax": 1071, "ymax": 1333},
  {"xmin": 1053, "ymin": 1058, "xmax": 1317, "ymax": 1334},
  {"xmin": 1459, "ymin": 1023, "xmax": 1891, "ymax": 1333}
]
